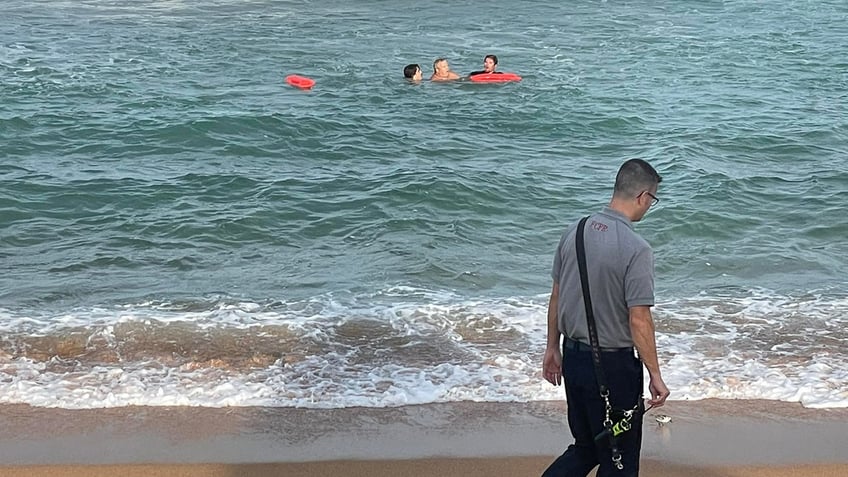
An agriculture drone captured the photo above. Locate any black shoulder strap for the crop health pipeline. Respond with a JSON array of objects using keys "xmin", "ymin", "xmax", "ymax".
[{"xmin": 575, "ymin": 216, "xmax": 608, "ymax": 395}]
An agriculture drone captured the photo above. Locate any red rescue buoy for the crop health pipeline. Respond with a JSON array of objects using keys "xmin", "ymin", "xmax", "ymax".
[
  {"xmin": 469, "ymin": 73, "xmax": 522, "ymax": 83},
  {"xmin": 285, "ymin": 74, "xmax": 315, "ymax": 90}
]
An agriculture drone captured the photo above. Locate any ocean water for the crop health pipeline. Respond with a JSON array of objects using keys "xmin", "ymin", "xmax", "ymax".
[{"xmin": 1, "ymin": 0, "xmax": 846, "ymax": 409}]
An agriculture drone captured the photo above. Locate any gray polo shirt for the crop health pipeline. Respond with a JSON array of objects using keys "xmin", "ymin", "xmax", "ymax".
[{"xmin": 551, "ymin": 207, "xmax": 655, "ymax": 348}]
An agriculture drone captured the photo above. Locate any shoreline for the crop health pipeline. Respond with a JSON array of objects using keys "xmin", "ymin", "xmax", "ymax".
[
  {"xmin": 3, "ymin": 461, "xmax": 848, "ymax": 477},
  {"xmin": 1, "ymin": 399, "xmax": 847, "ymax": 476}
]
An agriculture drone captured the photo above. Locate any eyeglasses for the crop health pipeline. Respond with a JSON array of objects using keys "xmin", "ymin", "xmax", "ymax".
[{"xmin": 640, "ymin": 191, "xmax": 660, "ymax": 207}]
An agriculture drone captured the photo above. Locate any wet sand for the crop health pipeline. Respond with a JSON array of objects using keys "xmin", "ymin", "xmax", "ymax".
[{"xmin": 1, "ymin": 399, "xmax": 846, "ymax": 476}]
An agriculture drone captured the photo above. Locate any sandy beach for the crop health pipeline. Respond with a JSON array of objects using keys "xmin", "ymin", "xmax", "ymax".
[{"xmin": 1, "ymin": 399, "xmax": 846, "ymax": 476}]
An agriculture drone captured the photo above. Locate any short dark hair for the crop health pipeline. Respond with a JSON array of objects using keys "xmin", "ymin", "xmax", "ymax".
[
  {"xmin": 613, "ymin": 159, "xmax": 662, "ymax": 197},
  {"xmin": 403, "ymin": 64, "xmax": 420, "ymax": 78},
  {"xmin": 485, "ymin": 54, "xmax": 498, "ymax": 65}
]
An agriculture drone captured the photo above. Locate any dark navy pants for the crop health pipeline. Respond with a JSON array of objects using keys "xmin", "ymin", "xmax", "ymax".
[{"xmin": 542, "ymin": 340, "xmax": 645, "ymax": 477}]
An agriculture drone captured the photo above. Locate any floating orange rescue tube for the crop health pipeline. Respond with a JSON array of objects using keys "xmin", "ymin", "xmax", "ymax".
[
  {"xmin": 285, "ymin": 74, "xmax": 316, "ymax": 89},
  {"xmin": 469, "ymin": 73, "xmax": 522, "ymax": 83}
]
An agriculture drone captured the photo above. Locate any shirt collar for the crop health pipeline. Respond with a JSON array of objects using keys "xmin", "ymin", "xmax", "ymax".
[{"xmin": 599, "ymin": 207, "xmax": 633, "ymax": 229}]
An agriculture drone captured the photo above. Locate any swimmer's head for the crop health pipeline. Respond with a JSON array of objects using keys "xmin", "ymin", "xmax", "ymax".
[
  {"xmin": 433, "ymin": 58, "xmax": 449, "ymax": 73},
  {"xmin": 403, "ymin": 64, "xmax": 422, "ymax": 81},
  {"xmin": 483, "ymin": 55, "xmax": 498, "ymax": 73}
]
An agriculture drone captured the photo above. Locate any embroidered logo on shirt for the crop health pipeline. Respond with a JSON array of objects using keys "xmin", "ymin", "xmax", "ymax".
[{"xmin": 590, "ymin": 221, "xmax": 608, "ymax": 232}]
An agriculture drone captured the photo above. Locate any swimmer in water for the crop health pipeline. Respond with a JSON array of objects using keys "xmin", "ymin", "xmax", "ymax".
[
  {"xmin": 469, "ymin": 54, "xmax": 503, "ymax": 76},
  {"xmin": 430, "ymin": 58, "xmax": 461, "ymax": 81},
  {"xmin": 403, "ymin": 64, "xmax": 423, "ymax": 81}
]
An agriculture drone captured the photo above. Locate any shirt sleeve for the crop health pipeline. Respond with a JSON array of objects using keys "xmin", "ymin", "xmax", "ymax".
[
  {"xmin": 551, "ymin": 232, "xmax": 566, "ymax": 283},
  {"xmin": 624, "ymin": 244, "xmax": 655, "ymax": 307}
]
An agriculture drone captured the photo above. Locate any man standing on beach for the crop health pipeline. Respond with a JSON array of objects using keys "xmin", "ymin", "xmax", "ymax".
[{"xmin": 541, "ymin": 159, "xmax": 670, "ymax": 477}]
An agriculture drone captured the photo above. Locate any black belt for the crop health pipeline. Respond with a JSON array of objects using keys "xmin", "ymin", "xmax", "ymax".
[{"xmin": 564, "ymin": 338, "xmax": 632, "ymax": 353}]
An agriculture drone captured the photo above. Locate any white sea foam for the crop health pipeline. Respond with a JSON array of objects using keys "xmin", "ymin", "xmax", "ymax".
[{"xmin": 0, "ymin": 287, "xmax": 846, "ymax": 409}]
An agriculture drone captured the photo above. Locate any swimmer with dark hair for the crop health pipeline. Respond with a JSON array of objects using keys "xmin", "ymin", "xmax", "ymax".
[
  {"xmin": 403, "ymin": 64, "xmax": 423, "ymax": 81},
  {"xmin": 469, "ymin": 54, "xmax": 503, "ymax": 76}
]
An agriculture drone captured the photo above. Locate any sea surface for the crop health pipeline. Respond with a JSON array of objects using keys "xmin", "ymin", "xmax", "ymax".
[{"xmin": 1, "ymin": 0, "xmax": 846, "ymax": 409}]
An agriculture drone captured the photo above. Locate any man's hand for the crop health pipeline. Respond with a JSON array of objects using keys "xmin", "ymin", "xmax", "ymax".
[
  {"xmin": 543, "ymin": 282, "xmax": 562, "ymax": 386},
  {"xmin": 542, "ymin": 347, "xmax": 562, "ymax": 386},
  {"xmin": 647, "ymin": 373, "xmax": 670, "ymax": 407},
  {"xmin": 629, "ymin": 305, "xmax": 670, "ymax": 406}
]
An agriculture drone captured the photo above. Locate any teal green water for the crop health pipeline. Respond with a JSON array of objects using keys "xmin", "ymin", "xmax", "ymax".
[
  {"xmin": 1, "ymin": 0, "xmax": 847, "ymax": 408},
  {"xmin": 3, "ymin": 0, "xmax": 845, "ymax": 307}
]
